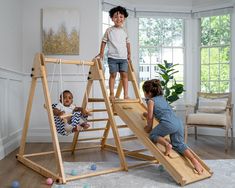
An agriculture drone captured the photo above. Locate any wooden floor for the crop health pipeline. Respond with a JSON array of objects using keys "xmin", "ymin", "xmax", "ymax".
[{"xmin": 0, "ymin": 135, "xmax": 234, "ymax": 188}]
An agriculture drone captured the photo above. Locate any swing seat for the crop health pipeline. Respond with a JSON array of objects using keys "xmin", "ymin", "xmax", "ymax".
[{"xmin": 52, "ymin": 104, "xmax": 88, "ymax": 136}]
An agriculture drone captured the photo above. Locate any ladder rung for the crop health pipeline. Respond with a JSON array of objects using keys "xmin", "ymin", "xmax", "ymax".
[
  {"xmin": 90, "ymin": 109, "xmax": 107, "ymax": 112},
  {"xmin": 87, "ymin": 118, "xmax": 109, "ymax": 122},
  {"xmin": 78, "ymin": 137, "xmax": 103, "ymax": 142},
  {"xmin": 88, "ymin": 98, "xmax": 105, "ymax": 102},
  {"xmin": 114, "ymin": 99, "xmax": 140, "ymax": 103},
  {"xmin": 120, "ymin": 135, "xmax": 138, "ymax": 142},
  {"xmin": 81, "ymin": 127, "xmax": 106, "ymax": 132},
  {"xmin": 117, "ymin": 125, "xmax": 128, "ymax": 129}
]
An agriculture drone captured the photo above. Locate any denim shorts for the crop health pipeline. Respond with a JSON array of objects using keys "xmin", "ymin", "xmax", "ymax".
[{"xmin": 108, "ymin": 58, "xmax": 128, "ymax": 73}]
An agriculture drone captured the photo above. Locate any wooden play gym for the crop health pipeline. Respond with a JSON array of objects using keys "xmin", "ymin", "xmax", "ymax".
[{"xmin": 16, "ymin": 53, "xmax": 213, "ymax": 186}]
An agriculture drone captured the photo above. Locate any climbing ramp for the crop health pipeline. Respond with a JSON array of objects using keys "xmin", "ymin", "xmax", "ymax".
[{"xmin": 113, "ymin": 101, "xmax": 213, "ymax": 186}]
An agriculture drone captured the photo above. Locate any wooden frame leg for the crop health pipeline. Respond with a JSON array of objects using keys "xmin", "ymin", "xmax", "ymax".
[
  {"xmin": 194, "ymin": 126, "xmax": 197, "ymax": 140},
  {"xmin": 184, "ymin": 125, "xmax": 188, "ymax": 143},
  {"xmin": 225, "ymin": 128, "xmax": 228, "ymax": 152}
]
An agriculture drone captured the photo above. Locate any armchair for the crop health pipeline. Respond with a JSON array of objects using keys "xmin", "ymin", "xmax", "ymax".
[{"xmin": 185, "ymin": 92, "xmax": 233, "ymax": 152}]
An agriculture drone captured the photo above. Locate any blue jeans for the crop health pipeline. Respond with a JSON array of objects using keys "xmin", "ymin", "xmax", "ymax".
[{"xmin": 108, "ymin": 58, "xmax": 128, "ymax": 73}]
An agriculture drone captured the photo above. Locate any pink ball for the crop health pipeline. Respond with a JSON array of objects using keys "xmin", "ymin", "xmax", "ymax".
[{"xmin": 46, "ymin": 178, "xmax": 53, "ymax": 185}]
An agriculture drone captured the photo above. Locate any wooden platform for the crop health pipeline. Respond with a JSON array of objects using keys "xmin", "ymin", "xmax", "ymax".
[{"xmin": 113, "ymin": 101, "xmax": 213, "ymax": 186}]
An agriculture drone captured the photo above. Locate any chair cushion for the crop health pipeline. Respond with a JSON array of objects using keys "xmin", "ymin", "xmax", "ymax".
[
  {"xmin": 198, "ymin": 97, "xmax": 228, "ymax": 113},
  {"xmin": 187, "ymin": 113, "xmax": 227, "ymax": 126}
]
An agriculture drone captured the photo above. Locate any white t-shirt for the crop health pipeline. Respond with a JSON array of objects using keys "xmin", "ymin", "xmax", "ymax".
[
  {"xmin": 55, "ymin": 102, "xmax": 76, "ymax": 114},
  {"xmin": 102, "ymin": 26, "xmax": 130, "ymax": 59}
]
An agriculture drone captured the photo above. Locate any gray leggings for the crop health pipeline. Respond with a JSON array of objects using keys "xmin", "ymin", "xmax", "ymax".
[{"xmin": 149, "ymin": 120, "xmax": 188, "ymax": 154}]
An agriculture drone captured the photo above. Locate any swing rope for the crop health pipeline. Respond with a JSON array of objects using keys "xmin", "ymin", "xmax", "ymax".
[
  {"xmin": 81, "ymin": 61, "xmax": 89, "ymax": 106},
  {"xmin": 59, "ymin": 59, "xmax": 64, "ymax": 110}
]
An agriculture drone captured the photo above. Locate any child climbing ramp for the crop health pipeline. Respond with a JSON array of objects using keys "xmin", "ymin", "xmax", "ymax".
[{"xmin": 113, "ymin": 101, "xmax": 213, "ymax": 185}]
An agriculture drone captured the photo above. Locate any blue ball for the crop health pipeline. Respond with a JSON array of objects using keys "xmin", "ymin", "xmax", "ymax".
[
  {"xmin": 83, "ymin": 183, "xmax": 90, "ymax": 188},
  {"xmin": 90, "ymin": 164, "xmax": 97, "ymax": 171},
  {"xmin": 11, "ymin": 181, "xmax": 20, "ymax": 188},
  {"xmin": 71, "ymin": 169, "xmax": 78, "ymax": 176},
  {"xmin": 158, "ymin": 165, "xmax": 164, "ymax": 172}
]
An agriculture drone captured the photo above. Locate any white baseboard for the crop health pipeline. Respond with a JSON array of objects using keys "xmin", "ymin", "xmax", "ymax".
[{"xmin": 0, "ymin": 136, "xmax": 20, "ymax": 160}]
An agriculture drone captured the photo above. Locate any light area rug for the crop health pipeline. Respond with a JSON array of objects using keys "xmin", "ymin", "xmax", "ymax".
[{"xmin": 52, "ymin": 159, "xmax": 235, "ymax": 188}]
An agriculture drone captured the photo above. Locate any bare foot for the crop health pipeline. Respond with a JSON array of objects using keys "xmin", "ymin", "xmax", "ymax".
[
  {"xmin": 191, "ymin": 158, "xmax": 204, "ymax": 175},
  {"xmin": 124, "ymin": 96, "xmax": 130, "ymax": 100},
  {"xmin": 165, "ymin": 143, "xmax": 172, "ymax": 156},
  {"xmin": 81, "ymin": 123, "xmax": 90, "ymax": 130},
  {"xmin": 109, "ymin": 95, "xmax": 115, "ymax": 102}
]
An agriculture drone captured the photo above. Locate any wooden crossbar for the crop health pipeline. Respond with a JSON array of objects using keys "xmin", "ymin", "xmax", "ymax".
[
  {"xmin": 45, "ymin": 58, "xmax": 94, "ymax": 66},
  {"xmin": 23, "ymin": 145, "xmax": 101, "ymax": 157}
]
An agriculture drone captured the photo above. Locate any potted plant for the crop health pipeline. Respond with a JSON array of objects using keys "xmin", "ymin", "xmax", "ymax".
[{"xmin": 157, "ymin": 60, "xmax": 185, "ymax": 104}]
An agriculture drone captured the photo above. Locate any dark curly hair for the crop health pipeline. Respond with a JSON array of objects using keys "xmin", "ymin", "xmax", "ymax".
[
  {"xmin": 109, "ymin": 6, "xmax": 128, "ymax": 18},
  {"xmin": 142, "ymin": 79, "xmax": 163, "ymax": 97}
]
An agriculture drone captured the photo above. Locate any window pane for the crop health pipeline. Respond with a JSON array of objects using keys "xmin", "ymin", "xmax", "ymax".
[
  {"xmin": 220, "ymin": 64, "xmax": 229, "ymax": 80},
  {"xmin": 220, "ymin": 81, "xmax": 229, "ymax": 92},
  {"xmin": 220, "ymin": 47, "xmax": 230, "ymax": 63},
  {"xmin": 210, "ymin": 81, "xmax": 220, "ymax": 93},
  {"xmin": 201, "ymin": 82, "xmax": 210, "ymax": 92},
  {"xmin": 201, "ymin": 17, "xmax": 210, "ymax": 46},
  {"xmin": 210, "ymin": 48, "xmax": 219, "ymax": 64},
  {"xmin": 172, "ymin": 19, "xmax": 183, "ymax": 46},
  {"xmin": 162, "ymin": 48, "xmax": 172, "ymax": 63},
  {"xmin": 201, "ymin": 48, "xmax": 209, "ymax": 64},
  {"xmin": 209, "ymin": 64, "xmax": 219, "ymax": 80},
  {"xmin": 210, "ymin": 16, "xmax": 220, "ymax": 45},
  {"xmin": 201, "ymin": 65, "xmax": 209, "ymax": 82}
]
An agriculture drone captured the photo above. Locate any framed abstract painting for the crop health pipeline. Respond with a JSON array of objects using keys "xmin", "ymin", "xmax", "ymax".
[{"xmin": 42, "ymin": 8, "xmax": 80, "ymax": 55}]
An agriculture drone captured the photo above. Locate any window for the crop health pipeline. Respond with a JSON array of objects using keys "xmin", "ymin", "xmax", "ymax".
[
  {"xmin": 138, "ymin": 18, "xmax": 184, "ymax": 96},
  {"xmin": 200, "ymin": 14, "xmax": 231, "ymax": 93}
]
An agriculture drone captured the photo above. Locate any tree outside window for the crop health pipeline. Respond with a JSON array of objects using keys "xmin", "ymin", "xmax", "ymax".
[
  {"xmin": 139, "ymin": 17, "xmax": 184, "ymax": 97},
  {"xmin": 200, "ymin": 14, "xmax": 231, "ymax": 93}
]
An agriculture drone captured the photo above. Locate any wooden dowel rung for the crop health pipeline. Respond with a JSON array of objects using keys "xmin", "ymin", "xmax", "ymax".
[
  {"xmin": 81, "ymin": 127, "xmax": 106, "ymax": 132},
  {"xmin": 78, "ymin": 137, "xmax": 103, "ymax": 142},
  {"xmin": 117, "ymin": 125, "xmax": 128, "ymax": 129},
  {"xmin": 45, "ymin": 58, "xmax": 94, "ymax": 66},
  {"xmin": 128, "ymin": 160, "xmax": 158, "ymax": 169},
  {"xmin": 114, "ymin": 99, "xmax": 140, "ymax": 103},
  {"xmin": 66, "ymin": 167, "xmax": 123, "ymax": 181},
  {"xmin": 120, "ymin": 135, "xmax": 138, "ymax": 142},
  {"xmin": 72, "ymin": 145, "xmax": 101, "ymax": 151},
  {"xmin": 90, "ymin": 109, "xmax": 107, "ymax": 112},
  {"xmin": 23, "ymin": 145, "xmax": 102, "ymax": 157},
  {"xmin": 87, "ymin": 118, "xmax": 109, "ymax": 122},
  {"xmin": 88, "ymin": 98, "xmax": 105, "ymax": 102}
]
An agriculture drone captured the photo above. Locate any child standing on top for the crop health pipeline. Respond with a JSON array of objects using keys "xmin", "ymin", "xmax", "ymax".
[
  {"xmin": 98, "ymin": 6, "xmax": 131, "ymax": 101},
  {"xmin": 142, "ymin": 79, "xmax": 203, "ymax": 174}
]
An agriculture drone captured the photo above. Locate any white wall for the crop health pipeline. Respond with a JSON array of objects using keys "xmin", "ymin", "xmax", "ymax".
[{"xmin": 0, "ymin": 0, "xmax": 24, "ymax": 159}]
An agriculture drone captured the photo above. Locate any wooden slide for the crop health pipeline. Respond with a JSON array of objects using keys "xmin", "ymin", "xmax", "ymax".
[{"xmin": 113, "ymin": 101, "xmax": 213, "ymax": 186}]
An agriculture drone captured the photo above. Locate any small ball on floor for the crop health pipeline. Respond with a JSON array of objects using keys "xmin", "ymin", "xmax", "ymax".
[
  {"xmin": 11, "ymin": 180, "xmax": 20, "ymax": 188},
  {"xmin": 71, "ymin": 169, "xmax": 78, "ymax": 176},
  {"xmin": 90, "ymin": 164, "xmax": 97, "ymax": 171},
  {"xmin": 46, "ymin": 178, "xmax": 53, "ymax": 185},
  {"xmin": 158, "ymin": 165, "xmax": 164, "ymax": 172}
]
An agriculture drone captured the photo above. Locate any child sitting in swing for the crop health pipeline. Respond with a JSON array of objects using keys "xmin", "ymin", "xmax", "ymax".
[{"xmin": 53, "ymin": 90, "xmax": 90, "ymax": 135}]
